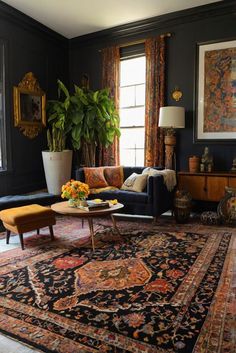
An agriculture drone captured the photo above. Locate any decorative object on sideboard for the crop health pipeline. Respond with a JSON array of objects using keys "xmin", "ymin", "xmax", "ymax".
[
  {"xmin": 189, "ymin": 156, "xmax": 200, "ymax": 173},
  {"xmin": 159, "ymin": 106, "xmax": 185, "ymax": 170},
  {"xmin": 200, "ymin": 146, "xmax": 213, "ymax": 172},
  {"xmin": 174, "ymin": 189, "xmax": 192, "ymax": 223},
  {"xmin": 13, "ymin": 72, "xmax": 46, "ymax": 138},
  {"xmin": 171, "ymin": 86, "xmax": 183, "ymax": 101},
  {"xmin": 231, "ymin": 157, "xmax": 236, "ymax": 172}
]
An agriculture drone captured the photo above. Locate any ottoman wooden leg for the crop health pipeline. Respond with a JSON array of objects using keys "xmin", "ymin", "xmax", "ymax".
[
  {"xmin": 49, "ymin": 225, "xmax": 54, "ymax": 240},
  {"xmin": 19, "ymin": 233, "xmax": 24, "ymax": 250},
  {"xmin": 6, "ymin": 230, "xmax": 10, "ymax": 244}
]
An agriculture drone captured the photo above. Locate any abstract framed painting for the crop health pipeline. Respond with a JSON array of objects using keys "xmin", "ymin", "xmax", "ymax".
[{"xmin": 194, "ymin": 39, "xmax": 236, "ymax": 142}]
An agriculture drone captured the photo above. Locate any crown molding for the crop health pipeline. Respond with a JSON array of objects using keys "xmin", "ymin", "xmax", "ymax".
[
  {"xmin": 0, "ymin": 0, "xmax": 68, "ymax": 46},
  {"xmin": 70, "ymin": 0, "xmax": 236, "ymax": 49}
]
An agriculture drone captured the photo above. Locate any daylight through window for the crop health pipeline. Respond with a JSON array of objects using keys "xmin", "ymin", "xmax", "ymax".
[{"xmin": 119, "ymin": 56, "xmax": 146, "ymax": 166}]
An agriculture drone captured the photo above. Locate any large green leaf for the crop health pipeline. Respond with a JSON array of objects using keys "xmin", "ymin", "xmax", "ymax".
[
  {"xmin": 72, "ymin": 125, "xmax": 82, "ymax": 141},
  {"xmin": 71, "ymin": 111, "xmax": 84, "ymax": 125},
  {"xmin": 93, "ymin": 91, "xmax": 99, "ymax": 103},
  {"xmin": 57, "ymin": 79, "xmax": 70, "ymax": 100}
]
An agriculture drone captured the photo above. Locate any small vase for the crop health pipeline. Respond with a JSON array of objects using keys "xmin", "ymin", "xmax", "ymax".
[
  {"xmin": 189, "ymin": 156, "xmax": 200, "ymax": 173},
  {"xmin": 68, "ymin": 198, "xmax": 88, "ymax": 208},
  {"xmin": 68, "ymin": 199, "xmax": 78, "ymax": 208},
  {"xmin": 79, "ymin": 199, "xmax": 88, "ymax": 207}
]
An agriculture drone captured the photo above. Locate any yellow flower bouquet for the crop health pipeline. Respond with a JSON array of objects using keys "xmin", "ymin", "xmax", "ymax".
[{"xmin": 61, "ymin": 180, "xmax": 90, "ymax": 203}]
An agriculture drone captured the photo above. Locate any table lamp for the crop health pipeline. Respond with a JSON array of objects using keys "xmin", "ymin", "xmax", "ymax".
[{"xmin": 159, "ymin": 106, "xmax": 185, "ymax": 170}]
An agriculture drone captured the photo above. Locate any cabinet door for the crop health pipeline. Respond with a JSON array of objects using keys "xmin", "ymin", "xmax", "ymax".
[
  {"xmin": 206, "ymin": 176, "xmax": 228, "ymax": 201},
  {"xmin": 178, "ymin": 175, "xmax": 207, "ymax": 200},
  {"xmin": 229, "ymin": 177, "xmax": 236, "ymax": 188}
]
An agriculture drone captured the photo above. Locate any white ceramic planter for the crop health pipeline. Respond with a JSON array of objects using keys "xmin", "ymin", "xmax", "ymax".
[{"xmin": 42, "ymin": 150, "xmax": 73, "ymax": 195}]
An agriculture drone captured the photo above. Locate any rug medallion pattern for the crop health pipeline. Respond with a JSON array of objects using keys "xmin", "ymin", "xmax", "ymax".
[{"xmin": 0, "ymin": 228, "xmax": 234, "ymax": 353}]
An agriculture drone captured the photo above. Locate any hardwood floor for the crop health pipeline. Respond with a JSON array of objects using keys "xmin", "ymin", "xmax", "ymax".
[{"xmin": 0, "ymin": 333, "xmax": 40, "ymax": 353}]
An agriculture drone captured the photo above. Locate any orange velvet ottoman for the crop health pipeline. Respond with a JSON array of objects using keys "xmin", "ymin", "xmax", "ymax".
[{"xmin": 0, "ymin": 204, "xmax": 56, "ymax": 250}]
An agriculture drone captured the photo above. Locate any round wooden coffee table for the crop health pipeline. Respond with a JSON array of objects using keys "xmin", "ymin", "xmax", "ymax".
[{"xmin": 51, "ymin": 201, "xmax": 124, "ymax": 251}]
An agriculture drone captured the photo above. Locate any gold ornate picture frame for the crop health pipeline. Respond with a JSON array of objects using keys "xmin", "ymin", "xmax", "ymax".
[{"xmin": 13, "ymin": 72, "xmax": 46, "ymax": 138}]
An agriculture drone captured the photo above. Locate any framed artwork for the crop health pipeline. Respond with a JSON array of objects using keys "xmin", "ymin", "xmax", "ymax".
[
  {"xmin": 195, "ymin": 39, "xmax": 236, "ymax": 142},
  {"xmin": 14, "ymin": 72, "xmax": 46, "ymax": 139}
]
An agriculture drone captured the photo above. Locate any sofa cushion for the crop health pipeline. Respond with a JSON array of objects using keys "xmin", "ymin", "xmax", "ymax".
[
  {"xmin": 104, "ymin": 166, "xmax": 124, "ymax": 188},
  {"xmin": 89, "ymin": 189, "xmax": 149, "ymax": 204},
  {"xmin": 121, "ymin": 173, "xmax": 148, "ymax": 192},
  {"xmin": 84, "ymin": 167, "xmax": 108, "ymax": 188},
  {"xmin": 89, "ymin": 186, "xmax": 118, "ymax": 194}
]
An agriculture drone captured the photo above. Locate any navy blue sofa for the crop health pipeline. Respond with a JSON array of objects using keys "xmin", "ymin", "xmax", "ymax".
[
  {"xmin": 76, "ymin": 167, "xmax": 174, "ymax": 219},
  {"xmin": 0, "ymin": 193, "xmax": 60, "ymax": 212}
]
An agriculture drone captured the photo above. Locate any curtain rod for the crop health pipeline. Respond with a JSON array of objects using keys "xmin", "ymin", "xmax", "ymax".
[
  {"xmin": 119, "ymin": 32, "xmax": 172, "ymax": 48},
  {"xmin": 98, "ymin": 32, "xmax": 172, "ymax": 52}
]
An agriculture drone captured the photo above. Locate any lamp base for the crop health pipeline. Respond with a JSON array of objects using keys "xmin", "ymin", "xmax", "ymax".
[{"xmin": 164, "ymin": 133, "xmax": 176, "ymax": 170}]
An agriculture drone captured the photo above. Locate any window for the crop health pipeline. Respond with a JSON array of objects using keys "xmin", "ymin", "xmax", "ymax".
[
  {"xmin": 0, "ymin": 40, "xmax": 6, "ymax": 170},
  {"xmin": 119, "ymin": 56, "xmax": 146, "ymax": 166}
]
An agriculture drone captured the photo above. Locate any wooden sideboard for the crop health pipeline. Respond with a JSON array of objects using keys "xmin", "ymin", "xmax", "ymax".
[{"xmin": 178, "ymin": 171, "xmax": 236, "ymax": 202}]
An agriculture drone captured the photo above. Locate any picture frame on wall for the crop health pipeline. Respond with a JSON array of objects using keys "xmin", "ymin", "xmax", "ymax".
[
  {"xmin": 195, "ymin": 39, "xmax": 236, "ymax": 142},
  {"xmin": 13, "ymin": 72, "xmax": 46, "ymax": 139}
]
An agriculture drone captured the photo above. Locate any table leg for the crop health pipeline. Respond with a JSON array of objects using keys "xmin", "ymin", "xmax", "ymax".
[
  {"xmin": 88, "ymin": 218, "xmax": 95, "ymax": 252},
  {"xmin": 19, "ymin": 233, "xmax": 24, "ymax": 250},
  {"xmin": 110, "ymin": 214, "xmax": 121, "ymax": 236},
  {"xmin": 6, "ymin": 230, "xmax": 10, "ymax": 244}
]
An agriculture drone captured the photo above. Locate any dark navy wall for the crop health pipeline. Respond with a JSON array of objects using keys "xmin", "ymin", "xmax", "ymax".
[
  {"xmin": 0, "ymin": 1, "xmax": 68, "ymax": 195},
  {"xmin": 69, "ymin": 0, "xmax": 236, "ymax": 172}
]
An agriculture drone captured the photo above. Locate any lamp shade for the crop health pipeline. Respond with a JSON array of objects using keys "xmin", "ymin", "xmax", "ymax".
[{"xmin": 159, "ymin": 106, "xmax": 185, "ymax": 128}]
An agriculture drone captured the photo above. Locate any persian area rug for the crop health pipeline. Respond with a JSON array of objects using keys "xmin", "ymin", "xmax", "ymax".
[{"xmin": 0, "ymin": 222, "xmax": 235, "ymax": 353}]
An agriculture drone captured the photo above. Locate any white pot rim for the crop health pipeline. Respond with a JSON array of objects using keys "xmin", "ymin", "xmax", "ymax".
[{"xmin": 42, "ymin": 149, "xmax": 72, "ymax": 153}]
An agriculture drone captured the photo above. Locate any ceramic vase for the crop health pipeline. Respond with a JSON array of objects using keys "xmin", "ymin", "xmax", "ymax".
[
  {"xmin": 189, "ymin": 156, "xmax": 200, "ymax": 173},
  {"xmin": 42, "ymin": 150, "xmax": 73, "ymax": 195}
]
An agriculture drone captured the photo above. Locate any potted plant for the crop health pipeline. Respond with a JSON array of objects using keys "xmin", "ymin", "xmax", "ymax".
[
  {"xmin": 42, "ymin": 80, "xmax": 74, "ymax": 195},
  {"xmin": 43, "ymin": 80, "xmax": 120, "ymax": 194}
]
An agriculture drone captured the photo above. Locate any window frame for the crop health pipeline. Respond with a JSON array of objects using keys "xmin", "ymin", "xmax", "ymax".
[{"xmin": 0, "ymin": 38, "xmax": 11, "ymax": 174}]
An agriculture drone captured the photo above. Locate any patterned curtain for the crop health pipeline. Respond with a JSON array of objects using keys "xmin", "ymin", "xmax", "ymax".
[
  {"xmin": 99, "ymin": 46, "xmax": 120, "ymax": 166},
  {"xmin": 144, "ymin": 36, "xmax": 166, "ymax": 167}
]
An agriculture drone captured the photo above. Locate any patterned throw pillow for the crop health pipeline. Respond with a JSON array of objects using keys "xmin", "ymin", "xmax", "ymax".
[
  {"xmin": 104, "ymin": 166, "xmax": 124, "ymax": 188},
  {"xmin": 83, "ymin": 167, "xmax": 108, "ymax": 189},
  {"xmin": 121, "ymin": 173, "xmax": 148, "ymax": 192}
]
